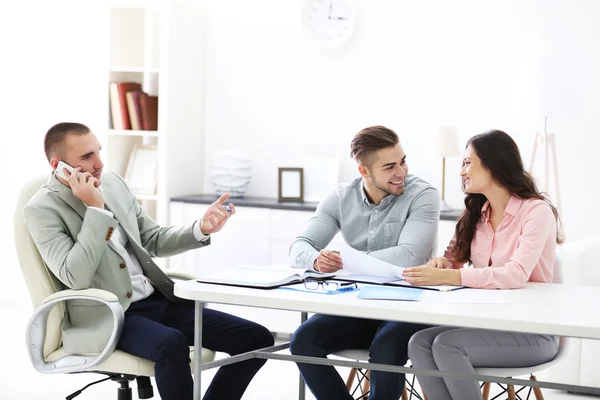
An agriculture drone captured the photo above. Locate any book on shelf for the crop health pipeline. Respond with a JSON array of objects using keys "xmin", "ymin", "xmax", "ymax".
[
  {"xmin": 109, "ymin": 81, "xmax": 142, "ymax": 130},
  {"xmin": 109, "ymin": 82, "xmax": 158, "ymax": 132},
  {"xmin": 125, "ymin": 90, "xmax": 143, "ymax": 130},
  {"xmin": 196, "ymin": 265, "xmax": 335, "ymax": 289},
  {"xmin": 139, "ymin": 92, "xmax": 158, "ymax": 131}
]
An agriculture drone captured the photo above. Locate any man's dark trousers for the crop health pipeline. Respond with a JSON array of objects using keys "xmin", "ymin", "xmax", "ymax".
[
  {"xmin": 290, "ymin": 314, "xmax": 427, "ymax": 400},
  {"xmin": 117, "ymin": 290, "xmax": 274, "ymax": 400}
]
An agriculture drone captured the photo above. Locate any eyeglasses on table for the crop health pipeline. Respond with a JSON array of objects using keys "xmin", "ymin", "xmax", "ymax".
[{"xmin": 303, "ymin": 280, "xmax": 358, "ymax": 293}]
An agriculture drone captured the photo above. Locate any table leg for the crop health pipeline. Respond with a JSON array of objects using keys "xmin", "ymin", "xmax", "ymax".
[
  {"xmin": 193, "ymin": 302, "xmax": 204, "ymax": 400},
  {"xmin": 298, "ymin": 311, "xmax": 308, "ymax": 400}
]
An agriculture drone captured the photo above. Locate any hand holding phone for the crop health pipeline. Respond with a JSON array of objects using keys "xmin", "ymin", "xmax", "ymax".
[
  {"xmin": 55, "ymin": 161, "xmax": 104, "ymax": 207},
  {"xmin": 56, "ymin": 161, "xmax": 78, "ymax": 181}
]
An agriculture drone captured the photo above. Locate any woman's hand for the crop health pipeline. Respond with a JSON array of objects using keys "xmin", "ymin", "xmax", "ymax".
[
  {"xmin": 425, "ymin": 257, "xmax": 453, "ymax": 269},
  {"xmin": 402, "ymin": 265, "xmax": 461, "ymax": 286}
]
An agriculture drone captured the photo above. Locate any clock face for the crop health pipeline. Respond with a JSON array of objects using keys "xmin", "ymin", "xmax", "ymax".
[{"xmin": 302, "ymin": 0, "xmax": 356, "ymax": 48}]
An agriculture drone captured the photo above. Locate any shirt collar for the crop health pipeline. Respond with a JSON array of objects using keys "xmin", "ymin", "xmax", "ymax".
[
  {"xmin": 360, "ymin": 181, "xmax": 370, "ymax": 205},
  {"xmin": 360, "ymin": 180, "xmax": 395, "ymax": 207},
  {"xmin": 480, "ymin": 195, "xmax": 522, "ymax": 222},
  {"xmin": 504, "ymin": 195, "xmax": 522, "ymax": 217}
]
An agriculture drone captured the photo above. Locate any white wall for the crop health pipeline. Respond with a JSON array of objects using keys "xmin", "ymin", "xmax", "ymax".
[
  {"xmin": 201, "ymin": 0, "xmax": 600, "ymax": 242},
  {"xmin": 3, "ymin": 1, "xmax": 600, "ymax": 309},
  {"xmin": 0, "ymin": 1, "xmax": 107, "ymax": 307}
]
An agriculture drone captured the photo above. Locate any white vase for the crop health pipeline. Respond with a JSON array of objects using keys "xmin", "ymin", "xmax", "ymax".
[{"xmin": 210, "ymin": 151, "xmax": 251, "ymax": 197}]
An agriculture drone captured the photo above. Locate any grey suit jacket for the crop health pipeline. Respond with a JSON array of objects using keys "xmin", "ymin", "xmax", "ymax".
[{"xmin": 24, "ymin": 171, "xmax": 209, "ymax": 354}]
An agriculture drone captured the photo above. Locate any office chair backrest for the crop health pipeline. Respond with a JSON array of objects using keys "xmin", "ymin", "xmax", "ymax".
[
  {"xmin": 553, "ymin": 251, "xmax": 563, "ymax": 284},
  {"xmin": 14, "ymin": 174, "xmax": 64, "ymax": 358}
]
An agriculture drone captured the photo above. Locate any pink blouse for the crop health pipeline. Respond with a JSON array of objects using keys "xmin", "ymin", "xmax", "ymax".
[{"xmin": 444, "ymin": 196, "xmax": 557, "ymax": 289}]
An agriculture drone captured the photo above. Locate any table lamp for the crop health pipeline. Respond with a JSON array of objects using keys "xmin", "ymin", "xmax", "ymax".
[{"xmin": 434, "ymin": 126, "xmax": 461, "ymax": 210}]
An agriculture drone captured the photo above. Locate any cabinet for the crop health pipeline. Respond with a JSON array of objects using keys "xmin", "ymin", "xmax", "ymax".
[
  {"xmin": 104, "ymin": 1, "xmax": 206, "ymax": 226},
  {"xmin": 169, "ymin": 199, "xmax": 459, "ymax": 334}
]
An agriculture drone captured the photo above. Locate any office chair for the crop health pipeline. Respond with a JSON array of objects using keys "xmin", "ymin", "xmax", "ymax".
[
  {"xmin": 477, "ymin": 254, "xmax": 569, "ymax": 400},
  {"xmin": 14, "ymin": 174, "xmax": 215, "ymax": 399},
  {"xmin": 333, "ymin": 349, "xmax": 426, "ymax": 400}
]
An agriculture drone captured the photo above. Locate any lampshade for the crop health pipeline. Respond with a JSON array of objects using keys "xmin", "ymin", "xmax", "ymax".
[{"xmin": 433, "ymin": 126, "xmax": 461, "ymax": 158}]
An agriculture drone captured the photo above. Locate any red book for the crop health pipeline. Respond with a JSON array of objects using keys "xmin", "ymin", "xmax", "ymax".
[
  {"xmin": 139, "ymin": 93, "xmax": 158, "ymax": 131},
  {"xmin": 110, "ymin": 82, "xmax": 142, "ymax": 130}
]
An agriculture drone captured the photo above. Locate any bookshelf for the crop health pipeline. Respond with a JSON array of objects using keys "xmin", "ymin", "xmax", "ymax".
[{"xmin": 105, "ymin": 0, "xmax": 206, "ymax": 239}]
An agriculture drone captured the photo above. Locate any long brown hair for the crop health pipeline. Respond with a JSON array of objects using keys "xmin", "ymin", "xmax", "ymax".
[{"xmin": 452, "ymin": 130, "xmax": 563, "ymax": 264}]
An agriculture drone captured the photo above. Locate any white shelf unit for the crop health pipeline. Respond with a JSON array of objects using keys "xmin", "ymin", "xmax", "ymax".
[
  {"xmin": 108, "ymin": 129, "xmax": 159, "ymax": 137},
  {"xmin": 105, "ymin": 1, "xmax": 207, "ymax": 232}
]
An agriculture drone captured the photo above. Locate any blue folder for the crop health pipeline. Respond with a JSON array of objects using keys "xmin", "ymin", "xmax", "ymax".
[{"xmin": 357, "ymin": 286, "xmax": 423, "ymax": 301}]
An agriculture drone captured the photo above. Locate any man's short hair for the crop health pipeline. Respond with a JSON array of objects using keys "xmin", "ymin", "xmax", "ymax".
[
  {"xmin": 44, "ymin": 122, "xmax": 91, "ymax": 162},
  {"xmin": 350, "ymin": 125, "xmax": 400, "ymax": 166}
]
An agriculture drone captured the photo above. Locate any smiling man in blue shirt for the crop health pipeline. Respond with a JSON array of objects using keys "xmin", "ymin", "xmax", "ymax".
[{"xmin": 288, "ymin": 125, "xmax": 441, "ymax": 400}]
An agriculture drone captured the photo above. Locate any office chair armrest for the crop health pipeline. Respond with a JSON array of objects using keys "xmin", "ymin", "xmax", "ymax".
[
  {"xmin": 27, "ymin": 288, "xmax": 124, "ymax": 374},
  {"xmin": 42, "ymin": 288, "xmax": 118, "ymax": 304},
  {"xmin": 165, "ymin": 269, "xmax": 198, "ymax": 281}
]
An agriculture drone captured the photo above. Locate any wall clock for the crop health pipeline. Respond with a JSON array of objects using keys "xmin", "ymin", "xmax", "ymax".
[{"xmin": 302, "ymin": 0, "xmax": 356, "ymax": 48}]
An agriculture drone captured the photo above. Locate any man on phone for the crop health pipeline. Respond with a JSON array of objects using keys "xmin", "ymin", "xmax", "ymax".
[
  {"xmin": 288, "ymin": 126, "xmax": 441, "ymax": 400},
  {"xmin": 24, "ymin": 122, "xmax": 274, "ymax": 400}
]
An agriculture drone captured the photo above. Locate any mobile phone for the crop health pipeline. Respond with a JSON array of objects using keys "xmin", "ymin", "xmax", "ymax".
[
  {"xmin": 56, "ymin": 161, "xmax": 103, "ymax": 192},
  {"xmin": 56, "ymin": 161, "xmax": 77, "ymax": 180}
]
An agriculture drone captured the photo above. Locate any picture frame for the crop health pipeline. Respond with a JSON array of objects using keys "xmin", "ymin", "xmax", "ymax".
[
  {"xmin": 125, "ymin": 144, "xmax": 158, "ymax": 195},
  {"xmin": 278, "ymin": 167, "xmax": 304, "ymax": 202}
]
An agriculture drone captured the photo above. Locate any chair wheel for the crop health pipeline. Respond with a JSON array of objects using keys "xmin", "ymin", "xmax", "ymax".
[
  {"xmin": 138, "ymin": 386, "xmax": 154, "ymax": 399},
  {"xmin": 117, "ymin": 387, "xmax": 132, "ymax": 400}
]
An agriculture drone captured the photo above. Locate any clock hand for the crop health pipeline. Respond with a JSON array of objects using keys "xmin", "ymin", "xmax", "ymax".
[{"xmin": 328, "ymin": 2, "xmax": 348, "ymax": 20}]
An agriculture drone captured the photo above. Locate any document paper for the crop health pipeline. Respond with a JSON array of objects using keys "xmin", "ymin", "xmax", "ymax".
[{"xmin": 339, "ymin": 245, "xmax": 405, "ymax": 279}]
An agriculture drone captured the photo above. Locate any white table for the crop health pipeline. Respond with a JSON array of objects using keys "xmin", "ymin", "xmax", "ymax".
[{"xmin": 174, "ymin": 280, "xmax": 600, "ymax": 399}]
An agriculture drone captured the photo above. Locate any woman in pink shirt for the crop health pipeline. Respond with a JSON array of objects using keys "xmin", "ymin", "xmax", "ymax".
[{"xmin": 404, "ymin": 130, "xmax": 562, "ymax": 400}]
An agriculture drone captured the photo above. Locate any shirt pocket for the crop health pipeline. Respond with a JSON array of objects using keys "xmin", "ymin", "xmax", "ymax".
[
  {"xmin": 471, "ymin": 226, "xmax": 490, "ymax": 254},
  {"xmin": 382, "ymin": 221, "xmax": 405, "ymax": 248}
]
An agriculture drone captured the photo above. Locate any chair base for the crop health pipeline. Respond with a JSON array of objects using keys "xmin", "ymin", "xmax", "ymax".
[
  {"xmin": 66, "ymin": 373, "xmax": 154, "ymax": 400},
  {"xmin": 345, "ymin": 367, "xmax": 426, "ymax": 400},
  {"xmin": 481, "ymin": 375, "xmax": 544, "ymax": 400}
]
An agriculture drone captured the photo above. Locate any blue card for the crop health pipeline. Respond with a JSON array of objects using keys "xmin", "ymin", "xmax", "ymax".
[{"xmin": 357, "ymin": 286, "xmax": 423, "ymax": 301}]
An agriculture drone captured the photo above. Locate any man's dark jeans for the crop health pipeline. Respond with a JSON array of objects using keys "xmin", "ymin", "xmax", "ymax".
[
  {"xmin": 290, "ymin": 314, "xmax": 427, "ymax": 400},
  {"xmin": 117, "ymin": 290, "xmax": 274, "ymax": 400}
]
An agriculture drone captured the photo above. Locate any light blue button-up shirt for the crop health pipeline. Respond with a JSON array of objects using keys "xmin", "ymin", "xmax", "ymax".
[{"xmin": 288, "ymin": 175, "xmax": 441, "ymax": 270}]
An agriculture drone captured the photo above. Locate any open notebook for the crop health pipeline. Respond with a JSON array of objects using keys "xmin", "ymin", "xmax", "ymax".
[{"xmin": 197, "ymin": 265, "xmax": 336, "ymax": 289}]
